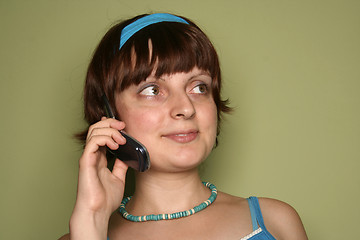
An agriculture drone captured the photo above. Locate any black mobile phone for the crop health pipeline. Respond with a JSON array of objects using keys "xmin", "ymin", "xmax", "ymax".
[{"xmin": 102, "ymin": 94, "xmax": 150, "ymax": 172}]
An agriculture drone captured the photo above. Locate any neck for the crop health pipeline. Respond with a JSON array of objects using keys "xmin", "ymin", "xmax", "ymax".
[{"xmin": 127, "ymin": 168, "xmax": 210, "ymax": 215}]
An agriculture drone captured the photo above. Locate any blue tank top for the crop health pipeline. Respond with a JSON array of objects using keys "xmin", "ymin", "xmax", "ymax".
[
  {"xmin": 108, "ymin": 196, "xmax": 276, "ymax": 240},
  {"xmin": 243, "ymin": 196, "xmax": 276, "ymax": 240}
]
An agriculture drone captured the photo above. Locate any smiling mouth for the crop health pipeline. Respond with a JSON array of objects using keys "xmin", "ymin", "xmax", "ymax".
[{"xmin": 163, "ymin": 131, "xmax": 199, "ymax": 143}]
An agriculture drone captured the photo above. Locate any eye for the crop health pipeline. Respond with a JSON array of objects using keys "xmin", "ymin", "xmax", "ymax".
[
  {"xmin": 191, "ymin": 84, "xmax": 208, "ymax": 94},
  {"xmin": 139, "ymin": 85, "xmax": 160, "ymax": 96}
]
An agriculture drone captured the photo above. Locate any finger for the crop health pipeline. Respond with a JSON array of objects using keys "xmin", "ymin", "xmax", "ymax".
[
  {"xmin": 87, "ymin": 127, "xmax": 126, "ymax": 145},
  {"xmin": 101, "ymin": 117, "xmax": 126, "ymax": 130},
  {"xmin": 112, "ymin": 159, "xmax": 128, "ymax": 183},
  {"xmin": 80, "ymin": 136, "xmax": 118, "ymax": 169},
  {"xmin": 107, "ymin": 118, "xmax": 126, "ymax": 130},
  {"xmin": 84, "ymin": 135, "xmax": 119, "ymax": 156},
  {"xmin": 87, "ymin": 118, "xmax": 125, "ymax": 141}
]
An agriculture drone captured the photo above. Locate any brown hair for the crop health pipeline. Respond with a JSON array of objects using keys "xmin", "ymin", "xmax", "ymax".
[{"xmin": 77, "ymin": 13, "xmax": 231, "ymax": 143}]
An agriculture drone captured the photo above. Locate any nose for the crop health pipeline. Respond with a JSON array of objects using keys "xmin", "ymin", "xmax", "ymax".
[{"xmin": 169, "ymin": 92, "xmax": 196, "ymax": 120}]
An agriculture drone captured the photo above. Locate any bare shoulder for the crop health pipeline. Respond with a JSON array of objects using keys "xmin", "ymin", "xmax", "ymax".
[
  {"xmin": 258, "ymin": 198, "xmax": 308, "ymax": 240},
  {"xmin": 216, "ymin": 191, "xmax": 248, "ymax": 203},
  {"xmin": 57, "ymin": 233, "xmax": 70, "ymax": 240},
  {"xmin": 214, "ymin": 191, "xmax": 249, "ymax": 211}
]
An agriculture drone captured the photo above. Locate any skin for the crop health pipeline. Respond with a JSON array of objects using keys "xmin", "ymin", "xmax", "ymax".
[
  {"xmin": 116, "ymin": 67, "xmax": 218, "ymax": 173},
  {"xmin": 59, "ymin": 67, "xmax": 308, "ymax": 240}
]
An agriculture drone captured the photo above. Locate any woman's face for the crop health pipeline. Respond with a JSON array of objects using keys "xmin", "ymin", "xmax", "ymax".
[{"xmin": 115, "ymin": 67, "xmax": 218, "ymax": 172}]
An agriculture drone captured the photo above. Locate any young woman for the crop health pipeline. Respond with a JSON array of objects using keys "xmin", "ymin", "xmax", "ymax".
[{"xmin": 60, "ymin": 13, "xmax": 308, "ymax": 240}]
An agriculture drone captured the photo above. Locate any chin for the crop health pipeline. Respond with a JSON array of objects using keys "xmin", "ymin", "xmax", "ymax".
[{"xmin": 148, "ymin": 150, "xmax": 209, "ymax": 172}]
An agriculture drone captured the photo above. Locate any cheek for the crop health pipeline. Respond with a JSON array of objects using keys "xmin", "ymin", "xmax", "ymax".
[
  {"xmin": 199, "ymin": 102, "xmax": 218, "ymax": 139},
  {"xmin": 208, "ymin": 105, "xmax": 218, "ymax": 139},
  {"xmin": 204, "ymin": 102, "xmax": 218, "ymax": 126},
  {"xmin": 123, "ymin": 109, "xmax": 163, "ymax": 139}
]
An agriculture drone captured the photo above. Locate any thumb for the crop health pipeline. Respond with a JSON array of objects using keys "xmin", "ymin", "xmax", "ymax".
[{"xmin": 112, "ymin": 159, "xmax": 128, "ymax": 183}]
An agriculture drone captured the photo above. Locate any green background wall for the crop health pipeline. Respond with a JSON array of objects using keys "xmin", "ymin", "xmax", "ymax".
[{"xmin": 1, "ymin": 0, "xmax": 359, "ymax": 239}]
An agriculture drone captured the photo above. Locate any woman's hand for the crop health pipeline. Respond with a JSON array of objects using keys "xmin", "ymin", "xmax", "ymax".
[{"xmin": 69, "ymin": 117, "xmax": 128, "ymax": 240}]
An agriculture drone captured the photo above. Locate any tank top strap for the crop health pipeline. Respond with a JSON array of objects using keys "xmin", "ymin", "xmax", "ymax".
[{"xmin": 247, "ymin": 196, "xmax": 267, "ymax": 231}]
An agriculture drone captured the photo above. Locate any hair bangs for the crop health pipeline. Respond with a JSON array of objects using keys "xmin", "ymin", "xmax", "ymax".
[
  {"xmin": 149, "ymin": 23, "xmax": 217, "ymax": 78},
  {"xmin": 117, "ymin": 22, "xmax": 219, "ymax": 91}
]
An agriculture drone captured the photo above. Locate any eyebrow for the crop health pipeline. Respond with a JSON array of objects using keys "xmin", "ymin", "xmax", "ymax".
[
  {"xmin": 189, "ymin": 71, "xmax": 211, "ymax": 80},
  {"xmin": 153, "ymin": 71, "xmax": 211, "ymax": 82}
]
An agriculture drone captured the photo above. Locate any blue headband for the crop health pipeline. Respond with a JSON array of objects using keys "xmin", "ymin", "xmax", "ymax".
[{"xmin": 119, "ymin": 13, "xmax": 189, "ymax": 50}]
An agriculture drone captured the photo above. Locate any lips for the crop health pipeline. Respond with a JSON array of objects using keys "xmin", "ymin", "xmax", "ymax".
[{"xmin": 163, "ymin": 130, "xmax": 199, "ymax": 143}]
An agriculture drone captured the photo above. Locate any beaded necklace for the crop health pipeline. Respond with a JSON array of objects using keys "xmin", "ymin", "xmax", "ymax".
[{"xmin": 119, "ymin": 182, "xmax": 217, "ymax": 222}]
